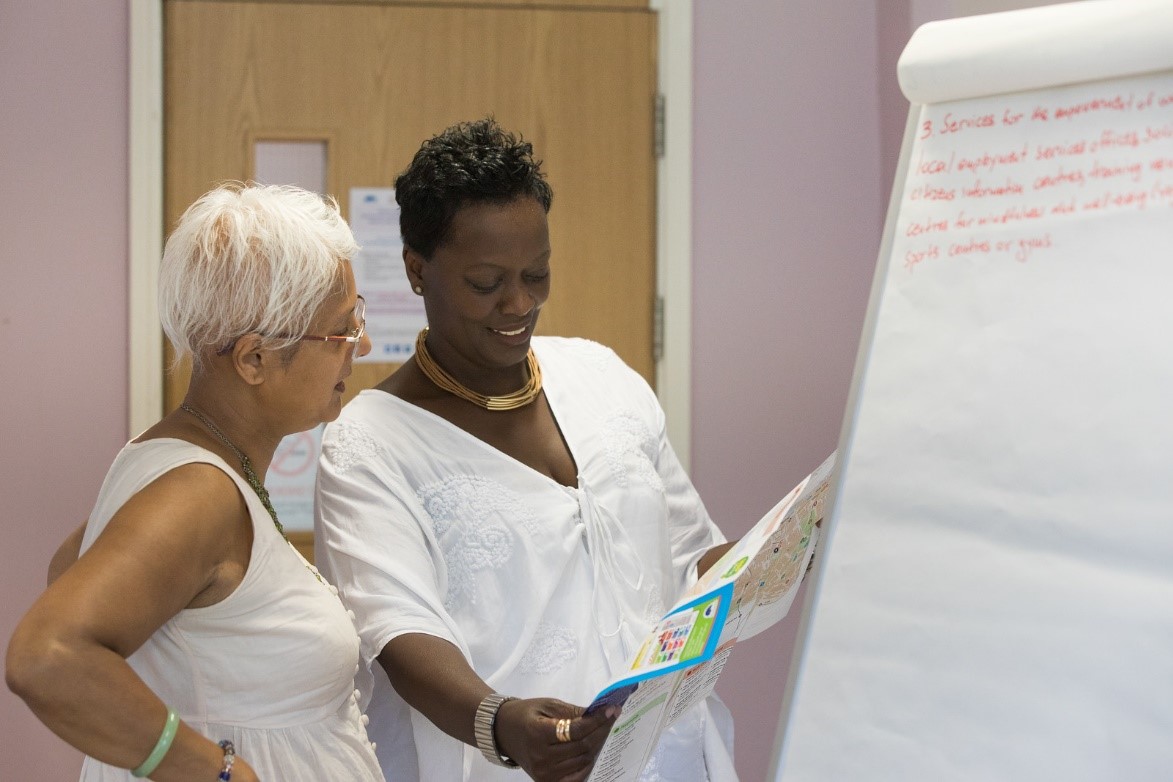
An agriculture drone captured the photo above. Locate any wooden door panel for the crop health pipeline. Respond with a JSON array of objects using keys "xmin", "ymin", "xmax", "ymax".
[{"xmin": 272, "ymin": 0, "xmax": 649, "ymax": 8}]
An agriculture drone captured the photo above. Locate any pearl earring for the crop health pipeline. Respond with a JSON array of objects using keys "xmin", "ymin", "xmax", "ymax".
[{"xmin": 413, "ymin": 285, "xmax": 423, "ymax": 295}]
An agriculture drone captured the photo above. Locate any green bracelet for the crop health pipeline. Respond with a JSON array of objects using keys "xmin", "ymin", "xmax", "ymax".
[{"xmin": 132, "ymin": 707, "xmax": 180, "ymax": 778}]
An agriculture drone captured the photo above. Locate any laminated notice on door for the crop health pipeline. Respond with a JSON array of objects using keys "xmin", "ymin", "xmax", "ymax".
[{"xmin": 349, "ymin": 187, "xmax": 426, "ymax": 362}]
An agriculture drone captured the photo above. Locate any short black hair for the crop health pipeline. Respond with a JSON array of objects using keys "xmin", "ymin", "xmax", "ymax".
[{"xmin": 394, "ymin": 118, "xmax": 553, "ymax": 258}]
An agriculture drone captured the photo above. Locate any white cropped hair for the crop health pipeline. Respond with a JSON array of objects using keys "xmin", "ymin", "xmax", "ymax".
[{"xmin": 158, "ymin": 183, "xmax": 359, "ymax": 370}]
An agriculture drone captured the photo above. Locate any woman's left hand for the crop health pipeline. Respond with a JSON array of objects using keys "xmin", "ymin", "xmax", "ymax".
[{"xmin": 494, "ymin": 697, "xmax": 619, "ymax": 782}]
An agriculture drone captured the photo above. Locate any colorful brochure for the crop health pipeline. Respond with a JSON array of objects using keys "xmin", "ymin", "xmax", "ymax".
[{"xmin": 584, "ymin": 452, "xmax": 836, "ymax": 782}]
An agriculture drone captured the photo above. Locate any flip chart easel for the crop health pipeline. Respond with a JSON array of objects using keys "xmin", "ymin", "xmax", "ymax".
[{"xmin": 771, "ymin": 2, "xmax": 1173, "ymax": 780}]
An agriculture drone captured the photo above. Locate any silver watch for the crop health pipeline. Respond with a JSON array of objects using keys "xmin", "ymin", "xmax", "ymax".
[{"xmin": 474, "ymin": 693, "xmax": 520, "ymax": 768}]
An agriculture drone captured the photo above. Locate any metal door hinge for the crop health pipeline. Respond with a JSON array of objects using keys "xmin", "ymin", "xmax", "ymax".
[
  {"xmin": 654, "ymin": 93, "xmax": 666, "ymax": 159},
  {"xmin": 653, "ymin": 294, "xmax": 665, "ymax": 363}
]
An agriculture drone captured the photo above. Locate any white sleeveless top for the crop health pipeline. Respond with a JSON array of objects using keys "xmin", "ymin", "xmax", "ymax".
[{"xmin": 78, "ymin": 439, "xmax": 384, "ymax": 782}]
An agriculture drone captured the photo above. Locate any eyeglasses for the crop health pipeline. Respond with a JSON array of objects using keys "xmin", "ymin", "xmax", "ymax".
[
  {"xmin": 215, "ymin": 296, "xmax": 366, "ymax": 355},
  {"xmin": 298, "ymin": 295, "xmax": 366, "ymax": 346}
]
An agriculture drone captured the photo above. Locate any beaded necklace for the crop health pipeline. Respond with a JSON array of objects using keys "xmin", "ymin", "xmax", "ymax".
[
  {"xmin": 413, "ymin": 327, "xmax": 543, "ymax": 411},
  {"xmin": 180, "ymin": 403, "xmax": 288, "ymax": 542}
]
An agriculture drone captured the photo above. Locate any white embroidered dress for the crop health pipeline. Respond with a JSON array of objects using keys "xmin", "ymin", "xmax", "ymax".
[
  {"xmin": 77, "ymin": 440, "xmax": 384, "ymax": 782},
  {"xmin": 316, "ymin": 337, "xmax": 738, "ymax": 782}
]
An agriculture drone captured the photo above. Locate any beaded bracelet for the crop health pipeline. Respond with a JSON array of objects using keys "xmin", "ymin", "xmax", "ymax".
[
  {"xmin": 217, "ymin": 739, "xmax": 236, "ymax": 781},
  {"xmin": 132, "ymin": 707, "xmax": 179, "ymax": 778}
]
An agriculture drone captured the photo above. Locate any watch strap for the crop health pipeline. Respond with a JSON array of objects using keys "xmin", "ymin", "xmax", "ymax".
[{"xmin": 474, "ymin": 693, "xmax": 520, "ymax": 768}]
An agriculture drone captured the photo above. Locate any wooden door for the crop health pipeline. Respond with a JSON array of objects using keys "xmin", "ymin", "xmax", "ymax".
[
  {"xmin": 164, "ymin": 0, "xmax": 658, "ymax": 555},
  {"xmin": 164, "ymin": 0, "xmax": 657, "ymax": 400}
]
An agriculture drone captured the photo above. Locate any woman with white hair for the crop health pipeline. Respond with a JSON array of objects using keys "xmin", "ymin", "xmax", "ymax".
[{"xmin": 6, "ymin": 184, "xmax": 385, "ymax": 782}]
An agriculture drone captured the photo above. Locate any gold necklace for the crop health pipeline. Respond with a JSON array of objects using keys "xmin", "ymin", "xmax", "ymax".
[
  {"xmin": 180, "ymin": 403, "xmax": 288, "ymax": 541},
  {"xmin": 413, "ymin": 327, "xmax": 543, "ymax": 411}
]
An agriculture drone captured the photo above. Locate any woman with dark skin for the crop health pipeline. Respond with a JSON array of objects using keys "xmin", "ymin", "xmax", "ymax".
[{"xmin": 316, "ymin": 120, "xmax": 739, "ymax": 782}]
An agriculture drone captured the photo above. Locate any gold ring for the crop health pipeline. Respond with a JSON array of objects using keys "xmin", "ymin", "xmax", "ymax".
[{"xmin": 555, "ymin": 717, "xmax": 572, "ymax": 743}]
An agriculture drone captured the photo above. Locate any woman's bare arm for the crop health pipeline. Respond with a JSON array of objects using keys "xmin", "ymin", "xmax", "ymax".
[
  {"xmin": 379, "ymin": 633, "xmax": 617, "ymax": 782},
  {"xmin": 47, "ymin": 521, "xmax": 87, "ymax": 586},
  {"xmin": 6, "ymin": 464, "xmax": 259, "ymax": 782}
]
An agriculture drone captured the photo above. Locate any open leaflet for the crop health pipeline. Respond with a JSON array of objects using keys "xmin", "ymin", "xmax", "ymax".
[{"xmin": 584, "ymin": 452, "xmax": 837, "ymax": 782}]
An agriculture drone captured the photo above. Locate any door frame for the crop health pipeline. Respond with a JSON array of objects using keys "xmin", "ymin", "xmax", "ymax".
[{"xmin": 127, "ymin": 0, "xmax": 694, "ymax": 467}]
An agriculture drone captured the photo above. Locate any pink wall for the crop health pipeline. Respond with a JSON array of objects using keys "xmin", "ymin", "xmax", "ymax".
[
  {"xmin": 0, "ymin": 1, "xmax": 128, "ymax": 776},
  {"xmin": 692, "ymin": 1, "xmax": 911, "ymax": 779}
]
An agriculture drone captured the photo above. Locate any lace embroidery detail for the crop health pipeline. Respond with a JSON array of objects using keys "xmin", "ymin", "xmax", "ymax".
[
  {"xmin": 602, "ymin": 412, "xmax": 663, "ymax": 492},
  {"xmin": 517, "ymin": 622, "xmax": 578, "ymax": 674},
  {"xmin": 643, "ymin": 582, "xmax": 666, "ymax": 626},
  {"xmin": 323, "ymin": 422, "xmax": 379, "ymax": 473},
  {"xmin": 418, "ymin": 475, "xmax": 540, "ymax": 609},
  {"xmin": 574, "ymin": 339, "xmax": 616, "ymax": 373}
]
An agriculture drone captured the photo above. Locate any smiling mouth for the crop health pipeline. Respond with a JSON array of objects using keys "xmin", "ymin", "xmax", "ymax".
[{"xmin": 491, "ymin": 325, "xmax": 528, "ymax": 337}]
